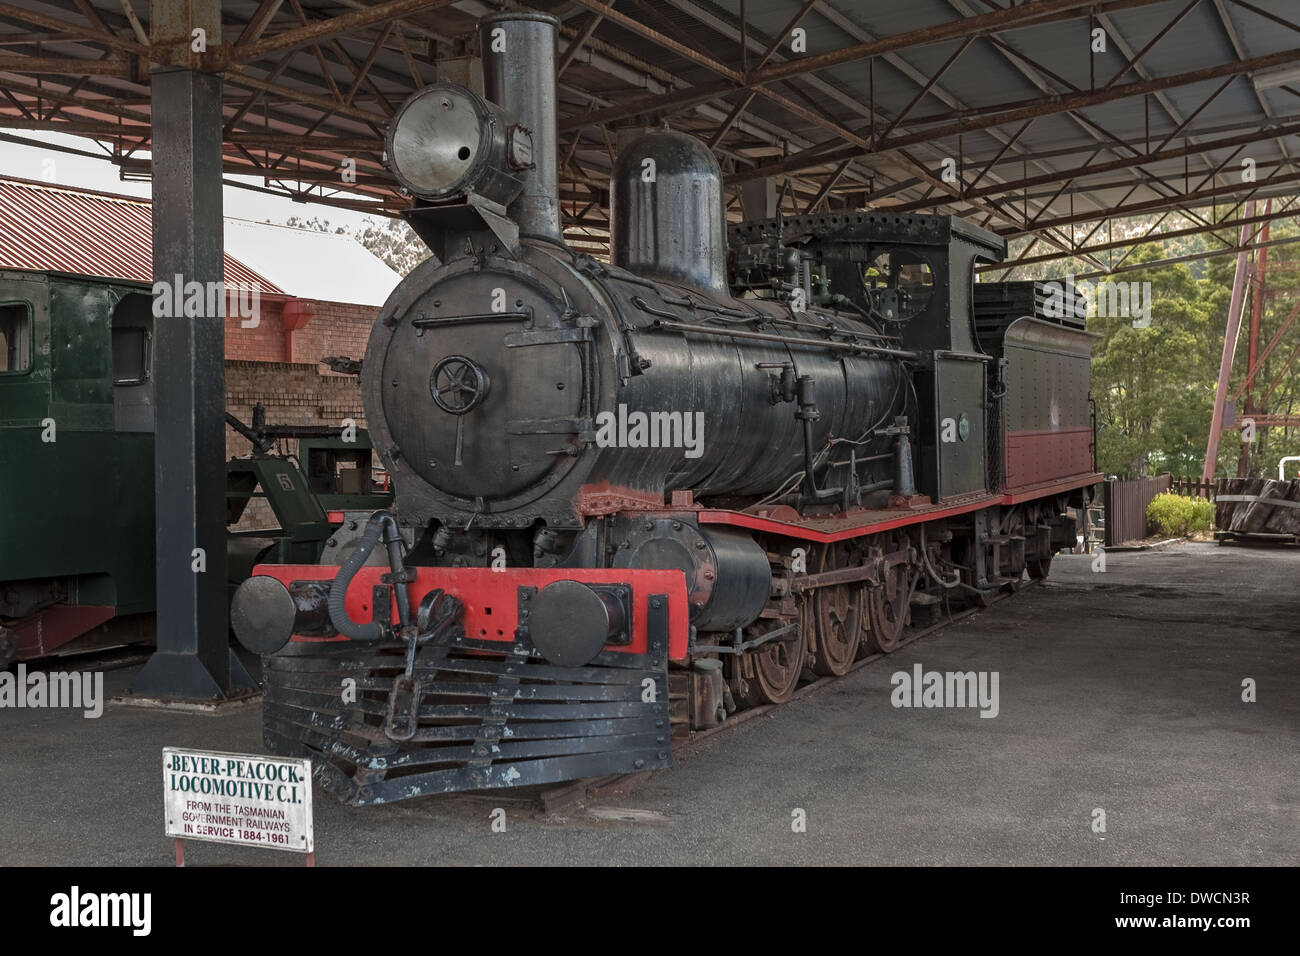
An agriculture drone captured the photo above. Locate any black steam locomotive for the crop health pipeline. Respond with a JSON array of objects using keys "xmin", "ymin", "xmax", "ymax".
[{"xmin": 231, "ymin": 12, "xmax": 1099, "ymax": 805}]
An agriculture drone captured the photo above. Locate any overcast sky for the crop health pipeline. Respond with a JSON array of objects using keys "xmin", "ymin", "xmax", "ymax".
[{"xmin": 0, "ymin": 128, "xmax": 383, "ymax": 232}]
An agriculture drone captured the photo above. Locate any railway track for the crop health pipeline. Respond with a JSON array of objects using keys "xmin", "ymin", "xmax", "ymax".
[{"xmin": 538, "ymin": 580, "xmax": 1038, "ymax": 815}]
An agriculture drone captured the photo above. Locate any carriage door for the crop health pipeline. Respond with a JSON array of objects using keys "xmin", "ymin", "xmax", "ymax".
[{"xmin": 111, "ymin": 291, "xmax": 155, "ymax": 432}]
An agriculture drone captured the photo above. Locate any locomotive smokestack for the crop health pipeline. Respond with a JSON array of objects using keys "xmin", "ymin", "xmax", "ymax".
[
  {"xmin": 479, "ymin": 12, "xmax": 561, "ymax": 243},
  {"xmin": 611, "ymin": 130, "xmax": 729, "ymax": 297}
]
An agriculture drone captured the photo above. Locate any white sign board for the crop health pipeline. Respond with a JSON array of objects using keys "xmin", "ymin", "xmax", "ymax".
[{"xmin": 163, "ymin": 747, "xmax": 313, "ymax": 853}]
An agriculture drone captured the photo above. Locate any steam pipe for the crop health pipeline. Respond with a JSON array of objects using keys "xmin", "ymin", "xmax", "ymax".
[
  {"xmin": 479, "ymin": 13, "xmax": 562, "ymax": 243},
  {"xmin": 328, "ymin": 512, "xmax": 411, "ymax": 641}
]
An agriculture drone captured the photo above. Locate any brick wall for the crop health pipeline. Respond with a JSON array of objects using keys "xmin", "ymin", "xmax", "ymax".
[
  {"xmin": 226, "ymin": 360, "xmax": 370, "ymax": 530},
  {"xmin": 223, "ymin": 294, "xmax": 377, "ymax": 456},
  {"xmin": 225, "ymin": 360, "xmax": 367, "ymax": 450},
  {"xmin": 223, "ymin": 295, "xmax": 378, "ymax": 528},
  {"xmin": 222, "ymin": 296, "xmax": 376, "ymax": 367}
]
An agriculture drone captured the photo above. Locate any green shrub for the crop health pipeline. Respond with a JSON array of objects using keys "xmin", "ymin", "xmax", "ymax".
[
  {"xmin": 1147, "ymin": 493, "xmax": 1189, "ymax": 535},
  {"xmin": 1188, "ymin": 496, "xmax": 1215, "ymax": 532},
  {"xmin": 1146, "ymin": 493, "xmax": 1213, "ymax": 536}
]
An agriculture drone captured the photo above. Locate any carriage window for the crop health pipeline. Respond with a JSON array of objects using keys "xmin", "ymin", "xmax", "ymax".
[
  {"xmin": 112, "ymin": 325, "xmax": 151, "ymax": 385},
  {"xmin": 0, "ymin": 302, "xmax": 32, "ymax": 373}
]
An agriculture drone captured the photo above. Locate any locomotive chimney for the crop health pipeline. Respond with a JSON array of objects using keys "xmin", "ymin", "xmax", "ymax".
[
  {"xmin": 479, "ymin": 12, "xmax": 561, "ymax": 243},
  {"xmin": 611, "ymin": 130, "xmax": 729, "ymax": 297}
]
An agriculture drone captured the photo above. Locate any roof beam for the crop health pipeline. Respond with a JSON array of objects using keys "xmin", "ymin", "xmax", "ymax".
[
  {"xmin": 750, "ymin": 0, "xmax": 1165, "ymax": 85},
  {"xmin": 730, "ymin": 45, "xmax": 1300, "ymax": 183},
  {"xmin": 221, "ymin": 68, "xmax": 387, "ymax": 125},
  {"xmin": 0, "ymin": 55, "xmax": 130, "ymax": 74},
  {"xmin": 558, "ymin": 2, "xmax": 613, "ymax": 77},
  {"xmin": 0, "ymin": 1, "xmax": 146, "ymax": 55},
  {"xmin": 565, "ymin": 0, "xmax": 1165, "ymax": 131},
  {"xmin": 115, "ymin": 0, "xmax": 149, "ymax": 47},
  {"xmin": 238, "ymin": 0, "xmax": 285, "ymax": 45},
  {"xmin": 890, "ymin": 121, "xmax": 1300, "ymax": 211},
  {"xmin": 999, "ymin": 168, "xmax": 1300, "ymax": 238},
  {"xmin": 804, "ymin": 158, "xmax": 851, "ymax": 214},
  {"xmin": 993, "ymin": 203, "xmax": 1300, "ymax": 270},
  {"xmin": 1100, "ymin": 0, "xmax": 1201, "ymax": 90},
  {"xmin": 983, "ymin": 230, "xmax": 1300, "ymax": 278},
  {"xmin": 563, "ymin": 0, "xmax": 743, "ymax": 83},
  {"xmin": 232, "ymin": 0, "xmax": 454, "ymax": 64}
]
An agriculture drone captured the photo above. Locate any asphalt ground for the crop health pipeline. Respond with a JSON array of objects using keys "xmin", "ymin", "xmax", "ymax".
[{"xmin": 1, "ymin": 541, "xmax": 1295, "ymax": 866}]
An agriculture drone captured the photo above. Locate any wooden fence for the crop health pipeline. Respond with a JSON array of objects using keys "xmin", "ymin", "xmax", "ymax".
[
  {"xmin": 1170, "ymin": 476, "xmax": 1216, "ymax": 499},
  {"xmin": 1102, "ymin": 474, "xmax": 1171, "ymax": 547}
]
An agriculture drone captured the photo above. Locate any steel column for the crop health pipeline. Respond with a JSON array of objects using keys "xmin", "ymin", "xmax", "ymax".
[
  {"xmin": 740, "ymin": 179, "xmax": 778, "ymax": 220},
  {"xmin": 1202, "ymin": 202, "xmax": 1256, "ymax": 485},
  {"xmin": 1238, "ymin": 210, "xmax": 1269, "ymax": 476},
  {"xmin": 132, "ymin": 43, "xmax": 253, "ymax": 697}
]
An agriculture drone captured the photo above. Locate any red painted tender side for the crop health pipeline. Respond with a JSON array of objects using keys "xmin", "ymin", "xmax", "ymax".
[{"xmin": 1005, "ymin": 427, "xmax": 1096, "ymax": 489}]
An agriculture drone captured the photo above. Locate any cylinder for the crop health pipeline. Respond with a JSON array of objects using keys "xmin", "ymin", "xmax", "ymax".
[
  {"xmin": 479, "ymin": 13, "xmax": 561, "ymax": 242},
  {"xmin": 692, "ymin": 527, "xmax": 772, "ymax": 631},
  {"xmin": 613, "ymin": 520, "xmax": 771, "ymax": 632},
  {"xmin": 611, "ymin": 130, "xmax": 728, "ymax": 296}
]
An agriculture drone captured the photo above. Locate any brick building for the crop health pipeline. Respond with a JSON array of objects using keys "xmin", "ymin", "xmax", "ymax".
[{"xmin": 0, "ymin": 177, "xmax": 399, "ymax": 460}]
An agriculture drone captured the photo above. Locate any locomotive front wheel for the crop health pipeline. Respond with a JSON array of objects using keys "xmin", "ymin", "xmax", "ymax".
[
  {"xmin": 1026, "ymin": 554, "xmax": 1053, "ymax": 579},
  {"xmin": 727, "ymin": 618, "xmax": 807, "ymax": 707}
]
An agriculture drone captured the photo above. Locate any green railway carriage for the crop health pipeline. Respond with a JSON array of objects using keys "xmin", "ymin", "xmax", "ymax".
[
  {"xmin": 0, "ymin": 267, "xmax": 392, "ymax": 664},
  {"xmin": 0, "ymin": 268, "xmax": 157, "ymax": 662}
]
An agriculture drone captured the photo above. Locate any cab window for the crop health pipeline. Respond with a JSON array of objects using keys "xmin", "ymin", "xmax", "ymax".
[{"xmin": 0, "ymin": 302, "xmax": 32, "ymax": 373}]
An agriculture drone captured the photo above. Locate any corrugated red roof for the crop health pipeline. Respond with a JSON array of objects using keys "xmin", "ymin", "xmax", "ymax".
[{"xmin": 0, "ymin": 177, "xmax": 283, "ymax": 292}]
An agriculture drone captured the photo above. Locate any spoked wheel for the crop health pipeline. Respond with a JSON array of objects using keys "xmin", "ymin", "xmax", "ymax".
[
  {"xmin": 726, "ymin": 617, "xmax": 807, "ymax": 707},
  {"xmin": 1027, "ymin": 514, "xmax": 1054, "ymax": 579},
  {"xmin": 810, "ymin": 543, "xmax": 863, "ymax": 676},
  {"xmin": 1026, "ymin": 553, "xmax": 1053, "ymax": 579},
  {"xmin": 864, "ymin": 552, "xmax": 917, "ymax": 654}
]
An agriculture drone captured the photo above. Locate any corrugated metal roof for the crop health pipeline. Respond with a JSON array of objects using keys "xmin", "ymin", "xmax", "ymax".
[
  {"xmin": 530, "ymin": 0, "xmax": 1300, "ymax": 237},
  {"xmin": 0, "ymin": 177, "xmax": 281, "ymax": 291},
  {"xmin": 0, "ymin": 0, "xmax": 1295, "ymax": 267}
]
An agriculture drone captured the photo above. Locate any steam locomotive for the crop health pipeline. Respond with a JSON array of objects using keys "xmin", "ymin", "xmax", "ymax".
[{"xmin": 230, "ymin": 11, "xmax": 1100, "ymax": 805}]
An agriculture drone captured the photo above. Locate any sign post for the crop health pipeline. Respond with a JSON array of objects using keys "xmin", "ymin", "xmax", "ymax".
[{"xmin": 163, "ymin": 747, "xmax": 314, "ymax": 866}]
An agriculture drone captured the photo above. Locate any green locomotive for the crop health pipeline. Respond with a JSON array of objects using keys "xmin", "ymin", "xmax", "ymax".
[{"xmin": 0, "ymin": 267, "xmax": 389, "ymax": 665}]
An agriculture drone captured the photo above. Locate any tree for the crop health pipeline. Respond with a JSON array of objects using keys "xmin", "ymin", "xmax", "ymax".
[
  {"xmin": 1090, "ymin": 245, "xmax": 1213, "ymax": 477},
  {"xmin": 1086, "ymin": 211, "xmax": 1300, "ymax": 479},
  {"xmin": 282, "ymin": 215, "xmax": 431, "ymax": 276}
]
